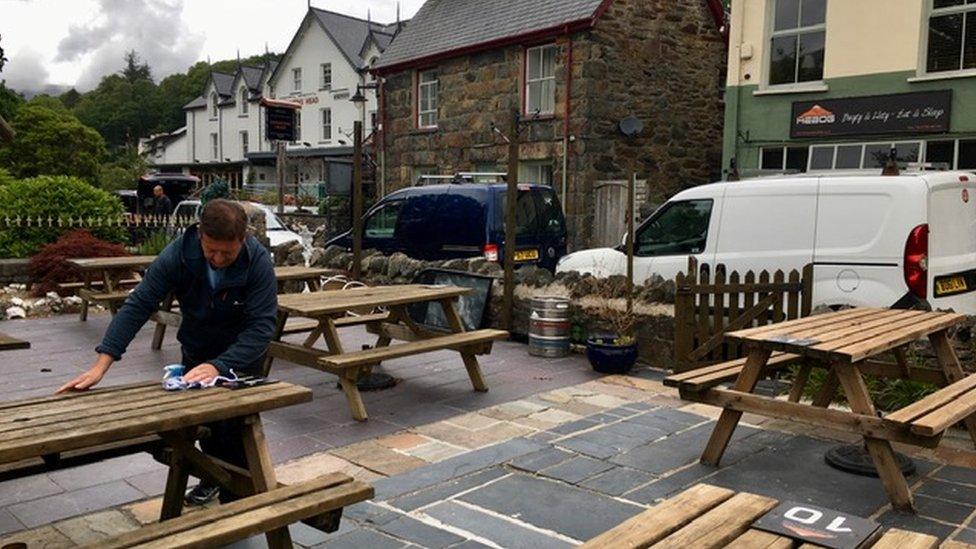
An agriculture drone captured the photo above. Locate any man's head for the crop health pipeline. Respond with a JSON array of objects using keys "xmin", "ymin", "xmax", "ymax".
[
  {"xmin": 153, "ymin": 185, "xmax": 164, "ymax": 198},
  {"xmin": 199, "ymin": 199, "xmax": 248, "ymax": 269}
]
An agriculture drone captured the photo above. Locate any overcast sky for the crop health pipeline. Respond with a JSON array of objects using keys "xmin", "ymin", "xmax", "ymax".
[{"xmin": 1, "ymin": 0, "xmax": 424, "ymax": 93}]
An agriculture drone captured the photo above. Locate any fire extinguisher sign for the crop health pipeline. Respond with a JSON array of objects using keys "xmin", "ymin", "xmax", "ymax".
[{"xmin": 753, "ymin": 501, "xmax": 880, "ymax": 549}]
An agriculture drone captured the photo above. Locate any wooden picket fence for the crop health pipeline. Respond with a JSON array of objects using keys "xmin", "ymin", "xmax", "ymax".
[{"xmin": 673, "ymin": 257, "xmax": 813, "ymax": 372}]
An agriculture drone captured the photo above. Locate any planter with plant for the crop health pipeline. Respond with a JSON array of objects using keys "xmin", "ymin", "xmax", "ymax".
[{"xmin": 586, "ymin": 308, "xmax": 639, "ymax": 374}]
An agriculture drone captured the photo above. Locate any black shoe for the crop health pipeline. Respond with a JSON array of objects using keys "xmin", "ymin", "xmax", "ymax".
[{"xmin": 184, "ymin": 482, "xmax": 220, "ymax": 505}]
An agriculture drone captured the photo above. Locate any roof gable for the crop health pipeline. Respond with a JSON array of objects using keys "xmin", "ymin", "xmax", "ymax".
[{"xmin": 374, "ymin": 0, "xmax": 608, "ymax": 72}]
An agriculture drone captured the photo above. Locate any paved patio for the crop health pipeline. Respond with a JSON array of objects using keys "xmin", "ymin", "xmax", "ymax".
[{"xmin": 3, "ymin": 311, "xmax": 976, "ymax": 547}]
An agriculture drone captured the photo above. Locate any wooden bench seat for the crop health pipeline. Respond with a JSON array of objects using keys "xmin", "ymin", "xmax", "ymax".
[
  {"xmin": 59, "ymin": 278, "xmax": 140, "ymax": 292},
  {"xmin": 664, "ymin": 352, "xmax": 801, "ymax": 392},
  {"xmin": 885, "ymin": 375, "xmax": 976, "ymax": 437},
  {"xmin": 77, "ymin": 288, "xmax": 132, "ymax": 303},
  {"xmin": 319, "ymin": 329, "xmax": 509, "ymax": 371},
  {"xmin": 85, "ymin": 473, "xmax": 373, "ymax": 549},
  {"xmin": 281, "ymin": 312, "xmax": 391, "ymax": 336}
]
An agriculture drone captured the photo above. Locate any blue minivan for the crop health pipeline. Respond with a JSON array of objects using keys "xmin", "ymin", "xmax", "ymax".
[{"xmin": 328, "ymin": 183, "xmax": 568, "ymax": 271}]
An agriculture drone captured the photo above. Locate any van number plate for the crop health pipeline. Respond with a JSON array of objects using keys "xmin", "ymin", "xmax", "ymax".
[
  {"xmin": 936, "ymin": 276, "xmax": 968, "ymax": 296},
  {"xmin": 514, "ymin": 249, "xmax": 540, "ymax": 262}
]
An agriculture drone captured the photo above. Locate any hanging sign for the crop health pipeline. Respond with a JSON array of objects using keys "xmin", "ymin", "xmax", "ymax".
[{"xmin": 261, "ymin": 98, "xmax": 301, "ymax": 142}]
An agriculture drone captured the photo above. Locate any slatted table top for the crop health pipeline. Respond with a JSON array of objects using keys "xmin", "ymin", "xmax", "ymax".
[
  {"xmin": 273, "ymin": 266, "xmax": 332, "ymax": 281},
  {"xmin": 0, "ymin": 332, "xmax": 29, "ymax": 351},
  {"xmin": 725, "ymin": 308, "xmax": 966, "ymax": 363},
  {"xmin": 0, "ymin": 381, "xmax": 312, "ymax": 466},
  {"xmin": 276, "ymin": 284, "xmax": 472, "ymax": 316},
  {"xmin": 67, "ymin": 256, "xmax": 157, "ymax": 271},
  {"xmin": 582, "ymin": 483, "xmax": 968, "ymax": 549}
]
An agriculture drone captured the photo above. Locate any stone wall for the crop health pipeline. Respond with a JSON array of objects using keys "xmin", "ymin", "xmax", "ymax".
[
  {"xmin": 379, "ymin": 0, "xmax": 726, "ymax": 250},
  {"xmin": 277, "ymin": 242, "xmax": 678, "ymax": 369}
]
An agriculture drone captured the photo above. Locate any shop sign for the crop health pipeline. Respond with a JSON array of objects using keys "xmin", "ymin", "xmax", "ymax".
[
  {"xmin": 790, "ymin": 90, "xmax": 952, "ymax": 138},
  {"xmin": 265, "ymin": 105, "xmax": 297, "ymax": 142}
]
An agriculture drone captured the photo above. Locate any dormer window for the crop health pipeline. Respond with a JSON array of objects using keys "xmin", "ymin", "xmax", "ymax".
[
  {"xmin": 239, "ymin": 87, "xmax": 249, "ymax": 116},
  {"xmin": 210, "ymin": 92, "xmax": 219, "ymax": 119}
]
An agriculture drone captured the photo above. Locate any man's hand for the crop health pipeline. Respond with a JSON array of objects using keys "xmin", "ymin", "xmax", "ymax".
[
  {"xmin": 57, "ymin": 354, "xmax": 113, "ymax": 394},
  {"xmin": 184, "ymin": 363, "xmax": 220, "ymax": 385}
]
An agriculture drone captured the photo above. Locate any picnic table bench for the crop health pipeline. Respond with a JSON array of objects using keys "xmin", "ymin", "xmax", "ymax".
[
  {"xmin": 266, "ymin": 284, "xmax": 508, "ymax": 421},
  {"xmin": 0, "ymin": 332, "xmax": 28, "ymax": 351},
  {"xmin": 0, "ymin": 381, "xmax": 372, "ymax": 549},
  {"xmin": 664, "ymin": 308, "xmax": 974, "ymax": 513},
  {"xmin": 149, "ymin": 265, "xmax": 333, "ymax": 350},
  {"xmin": 583, "ymin": 483, "xmax": 975, "ymax": 548},
  {"xmin": 67, "ymin": 256, "xmax": 156, "ymax": 321}
]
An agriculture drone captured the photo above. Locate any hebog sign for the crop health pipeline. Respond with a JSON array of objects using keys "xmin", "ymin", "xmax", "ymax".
[
  {"xmin": 261, "ymin": 98, "xmax": 300, "ymax": 142},
  {"xmin": 753, "ymin": 501, "xmax": 880, "ymax": 549},
  {"xmin": 790, "ymin": 90, "xmax": 952, "ymax": 138}
]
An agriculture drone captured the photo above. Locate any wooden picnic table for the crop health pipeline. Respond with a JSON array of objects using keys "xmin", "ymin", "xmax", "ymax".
[
  {"xmin": 0, "ymin": 381, "xmax": 312, "ymax": 547},
  {"xmin": 149, "ymin": 265, "xmax": 333, "ymax": 350},
  {"xmin": 67, "ymin": 256, "xmax": 156, "ymax": 321},
  {"xmin": 0, "ymin": 332, "xmax": 28, "ymax": 351},
  {"xmin": 265, "ymin": 284, "xmax": 508, "ymax": 422},
  {"xmin": 666, "ymin": 308, "xmax": 973, "ymax": 513},
  {"xmin": 583, "ymin": 483, "xmax": 974, "ymax": 548}
]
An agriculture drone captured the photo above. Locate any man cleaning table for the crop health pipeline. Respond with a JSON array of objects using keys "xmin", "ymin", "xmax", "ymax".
[{"xmin": 57, "ymin": 198, "xmax": 279, "ymax": 506}]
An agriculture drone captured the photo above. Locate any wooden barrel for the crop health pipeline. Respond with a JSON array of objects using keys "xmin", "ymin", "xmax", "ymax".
[{"xmin": 528, "ymin": 296, "xmax": 571, "ymax": 358}]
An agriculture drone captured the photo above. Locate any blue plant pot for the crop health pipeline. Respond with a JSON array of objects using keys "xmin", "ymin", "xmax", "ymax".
[{"xmin": 586, "ymin": 335, "xmax": 638, "ymax": 374}]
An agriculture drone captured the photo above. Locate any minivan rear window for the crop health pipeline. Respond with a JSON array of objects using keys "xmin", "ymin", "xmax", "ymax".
[
  {"xmin": 496, "ymin": 190, "xmax": 542, "ymax": 235},
  {"xmin": 636, "ymin": 199, "xmax": 713, "ymax": 257}
]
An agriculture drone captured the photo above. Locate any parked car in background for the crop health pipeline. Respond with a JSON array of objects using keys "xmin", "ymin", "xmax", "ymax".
[
  {"xmin": 328, "ymin": 182, "xmax": 568, "ymax": 271},
  {"xmin": 113, "ymin": 190, "xmax": 139, "ymax": 216},
  {"xmin": 172, "ymin": 200, "xmax": 302, "ymax": 248},
  {"xmin": 557, "ymin": 171, "xmax": 976, "ymax": 314},
  {"xmin": 138, "ymin": 173, "xmax": 200, "ymax": 214}
]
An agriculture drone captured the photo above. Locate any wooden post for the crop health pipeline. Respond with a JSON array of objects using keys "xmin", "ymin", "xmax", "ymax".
[
  {"xmin": 275, "ymin": 141, "xmax": 286, "ymax": 215},
  {"xmin": 503, "ymin": 110, "xmax": 520, "ymax": 332},
  {"xmin": 352, "ymin": 121, "xmax": 364, "ymax": 281}
]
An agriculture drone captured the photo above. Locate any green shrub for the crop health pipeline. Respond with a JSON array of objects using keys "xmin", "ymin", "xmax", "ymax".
[
  {"xmin": 201, "ymin": 180, "xmax": 230, "ymax": 204},
  {"xmin": 0, "ymin": 168, "xmax": 14, "ymax": 186},
  {"xmin": 134, "ymin": 230, "xmax": 175, "ymax": 256},
  {"xmin": 0, "ymin": 176, "xmax": 126, "ymax": 258}
]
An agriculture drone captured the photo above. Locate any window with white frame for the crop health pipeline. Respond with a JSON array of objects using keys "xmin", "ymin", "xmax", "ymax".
[
  {"xmin": 926, "ymin": 0, "xmax": 976, "ymax": 73},
  {"xmin": 292, "ymin": 68, "xmax": 302, "ymax": 93},
  {"xmin": 519, "ymin": 160, "xmax": 554, "ymax": 186},
  {"xmin": 525, "ymin": 45, "xmax": 557, "ymax": 115},
  {"xmin": 240, "ymin": 131, "xmax": 249, "ymax": 155},
  {"xmin": 759, "ymin": 146, "xmax": 809, "ymax": 172},
  {"xmin": 768, "ymin": 0, "xmax": 826, "ymax": 86},
  {"xmin": 239, "ymin": 87, "xmax": 249, "ymax": 116},
  {"xmin": 924, "ymin": 138, "xmax": 976, "ymax": 169},
  {"xmin": 320, "ymin": 63, "xmax": 332, "ymax": 89},
  {"xmin": 417, "ymin": 70, "xmax": 438, "ymax": 128},
  {"xmin": 320, "ymin": 108, "xmax": 332, "ymax": 141},
  {"xmin": 210, "ymin": 92, "xmax": 219, "ymax": 119},
  {"xmin": 210, "ymin": 133, "xmax": 219, "ymax": 160}
]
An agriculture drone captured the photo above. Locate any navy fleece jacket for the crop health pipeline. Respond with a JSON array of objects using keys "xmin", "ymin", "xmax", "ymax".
[{"xmin": 96, "ymin": 225, "xmax": 278, "ymax": 376}]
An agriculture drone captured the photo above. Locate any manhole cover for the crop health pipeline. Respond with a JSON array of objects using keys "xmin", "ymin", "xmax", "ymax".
[{"xmin": 824, "ymin": 443, "xmax": 915, "ymax": 477}]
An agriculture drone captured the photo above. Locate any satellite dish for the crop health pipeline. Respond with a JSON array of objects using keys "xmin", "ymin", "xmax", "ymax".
[{"xmin": 619, "ymin": 116, "xmax": 644, "ymax": 138}]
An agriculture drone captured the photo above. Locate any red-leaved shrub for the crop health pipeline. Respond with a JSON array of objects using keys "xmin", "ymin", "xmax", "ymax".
[{"xmin": 29, "ymin": 230, "xmax": 130, "ymax": 297}]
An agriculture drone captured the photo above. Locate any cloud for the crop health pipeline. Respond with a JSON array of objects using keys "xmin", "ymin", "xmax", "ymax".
[
  {"xmin": 2, "ymin": 47, "xmax": 51, "ymax": 92},
  {"xmin": 56, "ymin": 0, "xmax": 204, "ymax": 90}
]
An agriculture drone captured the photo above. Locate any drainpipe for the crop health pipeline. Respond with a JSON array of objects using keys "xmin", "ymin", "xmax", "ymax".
[
  {"xmin": 379, "ymin": 76, "xmax": 386, "ymax": 197},
  {"xmin": 562, "ymin": 31, "xmax": 574, "ymax": 214}
]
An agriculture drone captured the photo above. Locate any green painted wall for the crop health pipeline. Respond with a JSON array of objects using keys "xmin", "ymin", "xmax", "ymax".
[{"xmin": 722, "ymin": 70, "xmax": 976, "ymax": 175}]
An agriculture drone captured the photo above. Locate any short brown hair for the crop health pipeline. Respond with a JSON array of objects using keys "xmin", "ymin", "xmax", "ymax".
[{"xmin": 200, "ymin": 199, "xmax": 248, "ymax": 241}]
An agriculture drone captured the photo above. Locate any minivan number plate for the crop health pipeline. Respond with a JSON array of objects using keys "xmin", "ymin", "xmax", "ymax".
[
  {"xmin": 936, "ymin": 276, "xmax": 968, "ymax": 296},
  {"xmin": 514, "ymin": 249, "xmax": 540, "ymax": 262}
]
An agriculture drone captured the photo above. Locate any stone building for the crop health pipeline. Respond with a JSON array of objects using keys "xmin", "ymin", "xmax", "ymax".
[{"xmin": 372, "ymin": 0, "xmax": 727, "ymax": 249}]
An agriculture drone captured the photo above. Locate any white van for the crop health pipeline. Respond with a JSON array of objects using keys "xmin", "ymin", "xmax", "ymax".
[{"xmin": 557, "ymin": 171, "xmax": 976, "ymax": 314}]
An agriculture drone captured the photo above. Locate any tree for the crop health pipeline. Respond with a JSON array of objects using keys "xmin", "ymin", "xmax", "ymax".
[
  {"xmin": 0, "ymin": 101, "xmax": 106, "ymax": 183},
  {"xmin": 0, "ymin": 82, "xmax": 23, "ymax": 120},
  {"xmin": 59, "ymin": 88, "xmax": 82, "ymax": 109},
  {"xmin": 121, "ymin": 50, "xmax": 152, "ymax": 84},
  {"xmin": 0, "ymin": 34, "xmax": 7, "ymax": 74}
]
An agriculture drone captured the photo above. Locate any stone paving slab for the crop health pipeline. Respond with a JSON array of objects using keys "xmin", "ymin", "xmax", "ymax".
[{"xmin": 423, "ymin": 501, "xmax": 572, "ymax": 549}]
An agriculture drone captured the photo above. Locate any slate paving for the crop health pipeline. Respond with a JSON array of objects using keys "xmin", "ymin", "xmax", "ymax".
[{"xmin": 7, "ymin": 314, "xmax": 976, "ymax": 546}]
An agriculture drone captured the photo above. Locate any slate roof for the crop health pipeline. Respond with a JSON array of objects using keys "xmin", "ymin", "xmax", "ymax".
[
  {"xmin": 241, "ymin": 65, "xmax": 264, "ymax": 91},
  {"xmin": 310, "ymin": 7, "xmax": 404, "ymax": 69},
  {"xmin": 373, "ymin": 0, "xmax": 607, "ymax": 71},
  {"xmin": 211, "ymin": 71, "xmax": 235, "ymax": 96}
]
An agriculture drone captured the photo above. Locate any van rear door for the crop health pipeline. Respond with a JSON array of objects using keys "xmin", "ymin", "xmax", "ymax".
[{"xmin": 926, "ymin": 173, "xmax": 976, "ymax": 314}]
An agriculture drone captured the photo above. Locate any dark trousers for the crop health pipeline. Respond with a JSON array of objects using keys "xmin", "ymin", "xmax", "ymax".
[{"xmin": 182, "ymin": 349, "xmax": 251, "ymax": 503}]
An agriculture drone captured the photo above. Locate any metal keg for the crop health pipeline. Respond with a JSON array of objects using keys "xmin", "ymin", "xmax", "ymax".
[{"xmin": 528, "ymin": 296, "xmax": 571, "ymax": 358}]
